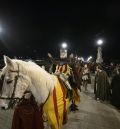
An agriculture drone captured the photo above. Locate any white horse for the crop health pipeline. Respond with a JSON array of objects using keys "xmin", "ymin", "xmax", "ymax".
[{"xmin": 0, "ymin": 56, "xmax": 69, "ymax": 129}]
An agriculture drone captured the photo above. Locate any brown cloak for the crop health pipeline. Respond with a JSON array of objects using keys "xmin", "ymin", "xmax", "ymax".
[
  {"xmin": 94, "ymin": 70, "xmax": 111, "ymax": 101},
  {"xmin": 11, "ymin": 100, "xmax": 44, "ymax": 129}
]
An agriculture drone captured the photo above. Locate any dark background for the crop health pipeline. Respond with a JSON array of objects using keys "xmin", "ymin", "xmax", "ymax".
[{"xmin": 0, "ymin": 1, "xmax": 120, "ymax": 62}]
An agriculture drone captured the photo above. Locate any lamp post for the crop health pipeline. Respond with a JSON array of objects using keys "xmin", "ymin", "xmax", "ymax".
[
  {"xmin": 96, "ymin": 39, "xmax": 103, "ymax": 64},
  {"xmin": 60, "ymin": 42, "xmax": 68, "ymax": 59}
]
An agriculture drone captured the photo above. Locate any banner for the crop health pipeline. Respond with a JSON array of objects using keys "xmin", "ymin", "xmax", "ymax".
[{"xmin": 60, "ymin": 49, "xmax": 67, "ymax": 59}]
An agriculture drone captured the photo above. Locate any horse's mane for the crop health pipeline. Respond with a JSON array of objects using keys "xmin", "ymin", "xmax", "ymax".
[{"xmin": 11, "ymin": 59, "xmax": 55, "ymax": 104}]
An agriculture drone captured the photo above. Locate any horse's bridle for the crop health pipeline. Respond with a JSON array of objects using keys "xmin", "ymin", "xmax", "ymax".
[{"xmin": 0, "ymin": 64, "xmax": 30, "ymax": 109}]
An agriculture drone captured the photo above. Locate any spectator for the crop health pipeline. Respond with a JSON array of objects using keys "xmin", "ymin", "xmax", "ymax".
[
  {"xmin": 94, "ymin": 65, "xmax": 111, "ymax": 102},
  {"xmin": 111, "ymin": 66, "xmax": 120, "ymax": 109},
  {"xmin": 82, "ymin": 64, "xmax": 90, "ymax": 91}
]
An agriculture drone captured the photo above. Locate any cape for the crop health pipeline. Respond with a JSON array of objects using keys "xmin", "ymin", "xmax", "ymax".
[{"xmin": 94, "ymin": 70, "xmax": 111, "ymax": 101}]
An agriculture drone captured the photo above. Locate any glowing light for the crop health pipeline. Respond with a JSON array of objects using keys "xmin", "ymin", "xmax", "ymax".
[
  {"xmin": 61, "ymin": 42, "xmax": 67, "ymax": 48},
  {"xmin": 97, "ymin": 39, "xmax": 103, "ymax": 45},
  {"xmin": 87, "ymin": 56, "xmax": 93, "ymax": 62},
  {"xmin": 79, "ymin": 57, "xmax": 84, "ymax": 62},
  {"xmin": 81, "ymin": 57, "xmax": 84, "ymax": 62}
]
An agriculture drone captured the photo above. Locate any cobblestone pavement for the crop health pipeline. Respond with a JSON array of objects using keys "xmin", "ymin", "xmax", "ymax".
[{"xmin": 0, "ymin": 79, "xmax": 120, "ymax": 129}]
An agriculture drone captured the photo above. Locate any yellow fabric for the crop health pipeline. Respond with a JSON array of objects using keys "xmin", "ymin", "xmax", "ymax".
[
  {"xmin": 55, "ymin": 64, "xmax": 72, "ymax": 76},
  {"xmin": 72, "ymin": 89, "xmax": 80, "ymax": 105},
  {"xmin": 63, "ymin": 64, "xmax": 72, "ymax": 76},
  {"xmin": 55, "ymin": 64, "xmax": 80, "ymax": 106},
  {"xmin": 43, "ymin": 76, "xmax": 69, "ymax": 129},
  {"xmin": 55, "ymin": 65, "xmax": 61, "ymax": 73}
]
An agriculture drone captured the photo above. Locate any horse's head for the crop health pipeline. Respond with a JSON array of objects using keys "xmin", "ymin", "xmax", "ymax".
[{"xmin": 0, "ymin": 56, "xmax": 31, "ymax": 109}]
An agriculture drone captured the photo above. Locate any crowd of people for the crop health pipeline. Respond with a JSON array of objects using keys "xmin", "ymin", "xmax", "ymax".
[
  {"xmin": 10, "ymin": 59, "xmax": 120, "ymax": 129},
  {"xmin": 47, "ymin": 60, "xmax": 120, "ymax": 109},
  {"xmin": 94, "ymin": 63, "xmax": 120, "ymax": 109},
  {"xmin": 0, "ymin": 57, "xmax": 120, "ymax": 129}
]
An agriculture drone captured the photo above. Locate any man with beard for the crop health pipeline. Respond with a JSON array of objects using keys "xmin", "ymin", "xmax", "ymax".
[{"xmin": 94, "ymin": 65, "xmax": 111, "ymax": 102}]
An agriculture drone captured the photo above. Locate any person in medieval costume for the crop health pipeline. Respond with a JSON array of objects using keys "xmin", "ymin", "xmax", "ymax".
[
  {"xmin": 55, "ymin": 61, "xmax": 80, "ymax": 111},
  {"xmin": 94, "ymin": 65, "xmax": 111, "ymax": 102},
  {"xmin": 11, "ymin": 92, "xmax": 44, "ymax": 129},
  {"xmin": 82, "ymin": 64, "xmax": 90, "ymax": 92},
  {"xmin": 111, "ymin": 66, "xmax": 120, "ymax": 109},
  {"xmin": 55, "ymin": 61, "xmax": 72, "ymax": 90},
  {"xmin": 71, "ymin": 63, "xmax": 82, "ymax": 91}
]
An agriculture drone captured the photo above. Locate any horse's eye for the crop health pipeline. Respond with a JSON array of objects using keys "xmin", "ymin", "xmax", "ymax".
[{"xmin": 6, "ymin": 80, "xmax": 13, "ymax": 84}]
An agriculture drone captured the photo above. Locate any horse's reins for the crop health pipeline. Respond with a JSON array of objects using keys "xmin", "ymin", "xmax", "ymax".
[{"xmin": 0, "ymin": 64, "xmax": 31, "ymax": 109}]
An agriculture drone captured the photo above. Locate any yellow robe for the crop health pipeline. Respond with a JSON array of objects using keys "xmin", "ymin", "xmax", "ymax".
[
  {"xmin": 43, "ymin": 76, "xmax": 69, "ymax": 129},
  {"xmin": 55, "ymin": 64, "xmax": 72, "ymax": 76},
  {"xmin": 55, "ymin": 64, "xmax": 80, "ymax": 106}
]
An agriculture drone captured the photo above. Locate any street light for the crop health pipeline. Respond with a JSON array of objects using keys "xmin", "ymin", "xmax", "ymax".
[
  {"xmin": 79, "ymin": 57, "xmax": 84, "ymax": 62},
  {"xmin": 96, "ymin": 39, "xmax": 104, "ymax": 63},
  {"xmin": 87, "ymin": 56, "xmax": 92, "ymax": 62},
  {"xmin": 97, "ymin": 39, "xmax": 103, "ymax": 46},
  {"xmin": 61, "ymin": 42, "xmax": 67, "ymax": 49}
]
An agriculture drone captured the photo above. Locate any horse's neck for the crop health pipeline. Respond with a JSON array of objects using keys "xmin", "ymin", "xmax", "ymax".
[{"xmin": 28, "ymin": 66, "xmax": 55, "ymax": 104}]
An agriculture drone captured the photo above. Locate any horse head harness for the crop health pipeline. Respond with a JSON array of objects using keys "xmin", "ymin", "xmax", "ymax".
[{"xmin": 0, "ymin": 64, "xmax": 31, "ymax": 109}]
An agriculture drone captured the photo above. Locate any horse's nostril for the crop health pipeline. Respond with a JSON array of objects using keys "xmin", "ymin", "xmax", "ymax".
[{"xmin": 1, "ymin": 106, "xmax": 5, "ymax": 110}]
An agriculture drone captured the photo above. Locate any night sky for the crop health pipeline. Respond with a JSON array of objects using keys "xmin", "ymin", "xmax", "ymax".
[{"xmin": 0, "ymin": 1, "xmax": 120, "ymax": 61}]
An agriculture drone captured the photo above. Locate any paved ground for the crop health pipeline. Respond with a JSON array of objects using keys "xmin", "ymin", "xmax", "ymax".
[
  {"xmin": 0, "ymin": 109, "xmax": 13, "ymax": 129},
  {"xmin": 63, "ymin": 87, "xmax": 120, "ymax": 129},
  {"xmin": 0, "ymin": 76, "xmax": 120, "ymax": 129}
]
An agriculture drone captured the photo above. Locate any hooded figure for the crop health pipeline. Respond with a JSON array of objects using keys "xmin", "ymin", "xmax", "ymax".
[
  {"xmin": 94, "ymin": 65, "xmax": 111, "ymax": 101},
  {"xmin": 111, "ymin": 67, "xmax": 120, "ymax": 109}
]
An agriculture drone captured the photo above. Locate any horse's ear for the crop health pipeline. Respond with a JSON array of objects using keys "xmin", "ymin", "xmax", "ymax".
[{"xmin": 3, "ymin": 55, "xmax": 13, "ymax": 67}]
